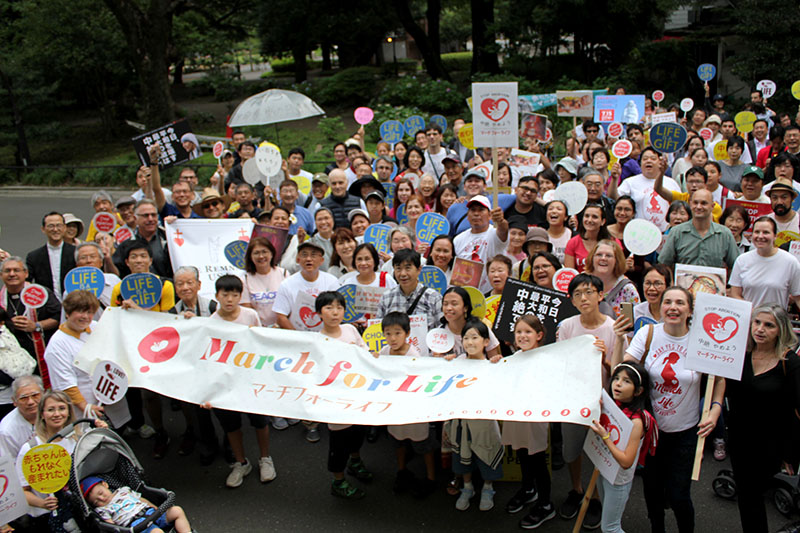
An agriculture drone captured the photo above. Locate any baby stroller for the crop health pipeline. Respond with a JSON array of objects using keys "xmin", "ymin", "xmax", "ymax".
[
  {"xmin": 58, "ymin": 419, "xmax": 177, "ymax": 532},
  {"xmin": 713, "ymin": 468, "xmax": 800, "ymax": 517}
]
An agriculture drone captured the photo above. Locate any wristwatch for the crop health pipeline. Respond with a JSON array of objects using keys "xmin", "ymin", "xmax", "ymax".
[{"xmin": 34, "ymin": 322, "xmax": 42, "ymax": 333}]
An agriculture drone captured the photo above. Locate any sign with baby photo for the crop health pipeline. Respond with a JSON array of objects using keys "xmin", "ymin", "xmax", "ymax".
[
  {"xmin": 674, "ymin": 264, "xmax": 726, "ymax": 296},
  {"xmin": 451, "ymin": 257, "xmax": 483, "ymax": 288},
  {"xmin": 685, "ymin": 293, "xmax": 752, "ymax": 380}
]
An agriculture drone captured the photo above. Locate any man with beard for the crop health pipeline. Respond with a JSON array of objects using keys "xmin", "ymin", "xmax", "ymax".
[{"xmin": 767, "ymin": 177, "xmax": 799, "ymax": 234}]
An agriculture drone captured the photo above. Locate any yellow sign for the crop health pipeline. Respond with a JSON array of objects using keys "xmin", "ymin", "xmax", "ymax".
[
  {"xmin": 713, "ymin": 141, "xmax": 728, "ymax": 161},
  {"xmin": 608, "ymin": 153, "xmax": 618, "ymax": 171},
  {"xmin": 485, "ymin": 295, "xmax": 501, "ymax": 325},
  {"xmin": 362, "ymin": 322, "xmax": 386, "ymax": 353},
  {"xmin": 291, "ymin": 175, "xmax": 311, "ymax": 196},
  {"xmin": 22, "ymin": 444, "xmax": 72, "ymax": 494},
  {"xmin": 463, "ymin": 286, "xmax": 486, "ymax": 318},
  {"xmin": 734, "ymin": 111, "xmax": 757, "ymax": 133},
  {"xmin": 792, "ymin": 80, "xmax": 800, "ymax": 100},
  {"xmin": 776, "ymin": 231, "xmax": 800, "ymax": 247},
  {"xmin": 458, "ymin": 123, "xmax": 476, "ymax": 150}
]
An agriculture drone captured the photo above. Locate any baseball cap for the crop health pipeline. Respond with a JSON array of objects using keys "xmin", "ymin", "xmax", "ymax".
[
  {"xmin": 467, "ymin": 195, "xmax": 491, "ymax": 210},
  {"xmin": 115, "ymin": 195, "xmax": 136, "ymax": 208},
  {"xmin": 703, "ymin": 115, "xmax": 722, "ymax": 127},
  {"xmin": 442, "ymin": 151, "xmax": 462, "ymax": 165},
  {"xmin": 348, "ymin": 208, "xmax": 369, "ymax": 222},
  {"xmin": 507, "ymin": 216, "xmax": 528, "ymax": 233},
  {"xmin": 297, "ymin": 240, "xmax": 326, "ymax": 254},
  {"xmin": 365, "ymin": 190, "xmax": 385, "ymax": 203},
  {"xmin": 742, "ymin": 165, "xmax": 764, "ymax": 181},
  {"xmin": 81, "ymin": 476, "xmax": 104, "ymax": 498},
  {"xmin": 312, "ymin": 173, "xmax": 329, "ymax": 185},
  {"xmin": 464, "ymin": 167, "xmax": 489, "ymax": 182}
]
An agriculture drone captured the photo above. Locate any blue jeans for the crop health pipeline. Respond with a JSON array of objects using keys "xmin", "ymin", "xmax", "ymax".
[{"xmin": 599, "ymin": 476, "xmax": 633, "ymax": 533}]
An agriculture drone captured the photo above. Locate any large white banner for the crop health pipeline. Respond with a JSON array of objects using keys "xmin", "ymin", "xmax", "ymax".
[
  {"xmin": 165, "ymin": 219, "xmax": 254, "ymax": 297},
  {"xmin": 74, "ymin": 309, "xmax": 602, "ymax": 426}
]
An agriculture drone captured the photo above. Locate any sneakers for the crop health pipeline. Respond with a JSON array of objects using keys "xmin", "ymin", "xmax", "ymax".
[
  {"xmin": 558, "ymin": 490, "xmax": 584, "ymax": 519},
  {"xmin": 346, "ymin": 458, "xmax": 373, "ymax": 482},
  {"xmin": 138, "ymin": 424, "xmax": 156, "ymax": 439},
  {"xmin": 584, "ymin": 499, "xmax": 602, "ymax": 530},
  {"xmin": 226, "ymin": 460, "xmax": 252, "ymax": 488},
  {"xmin": 506, "ymin": 487, "xmax": 538, "ymax": 514},
  {"xmin": 520, "ymin": 502, "xmax": 556, "ymax": 529},
  {"xmin": 270, "ymin": 417, "xmax": 289, "ymax": 430},
  {"xmin": 259, "ymin": 456, "xmax": 276, "ymax": 482},
  {"xmin": 287, "ymin": 418, "xmax": 301, "ymax": 426},
  {"xmin": 152, "ymin": 430, "xmax": 170, "ymax": 460},
  {"xmin": 456, "ymin": 487, "xmax": 475, "ymax": 511},
  {"xmin": 479, "ymin": 487, "xmax": 496, "ymax": 511},
  {"xmin": 178, "ymin": 431, "xmax": 195, "ymax": 456},
  {"xmin": 393, "ymin": 469, "xmax": 416, "ymax": 494},
  {"xmin": 331, "ymin": 479, "xmax": 365, "ymax": 500},
  {"xmin": 306, "ymin": 428, "xmax": 321, "ymax": 443},
  {"xmin": 713, "ymin": 438, "xmax": 727, "ymax": 461},
  {"xmin": 410, "ymin": 478, "xmax": 436, "ymax": 499}
]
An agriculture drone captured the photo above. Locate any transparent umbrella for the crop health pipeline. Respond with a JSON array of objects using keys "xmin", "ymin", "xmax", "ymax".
[{"xmin": 227, "ymin": 89, "xmax": 325, "ymax": 127}]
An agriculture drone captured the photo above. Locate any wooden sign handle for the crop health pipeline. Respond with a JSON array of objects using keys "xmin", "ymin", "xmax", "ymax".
[
  {"xmin": 491, "ymin": 142, "xmax": 499, "ymax": 207},
  {"xmin": 572, "ymin": 469, "xmax": 600, "ymax": 533},
  {"xmin": 691, "ymin": 376, "xmax": 715, "ymax": 481}
]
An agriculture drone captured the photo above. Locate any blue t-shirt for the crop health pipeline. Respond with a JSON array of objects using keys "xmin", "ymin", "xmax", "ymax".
[{"xmin": 446, "ymin": 193, "xmax": 516, "ymax": 237}]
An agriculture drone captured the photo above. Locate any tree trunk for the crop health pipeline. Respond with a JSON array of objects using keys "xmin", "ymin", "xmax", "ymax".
[
  {"xmin": 292, "ymin": 45, "xmax": 308, "ymax": 83},
  {"xmin": 393, "ymin": 0, "xmax": 450, "ymax": 81},
  {"xmin": 321, "ymin": 40, "xmax": 332, "ymax": 71},
  {"xmin": 471, "ymin": 0, "xmax": 499, "ymax": 74},
  {"xmin": 0, "ymin": 68, "xmax": 32, "ymax": 167},
  {"xmin": 173, "ymin": 58, "xmax": 184, "ymax": 86}
]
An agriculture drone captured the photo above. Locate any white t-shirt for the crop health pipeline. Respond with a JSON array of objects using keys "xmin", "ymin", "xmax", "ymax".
[
  {"xmin": 730, "ymin": 249, "xmax": 800, "ymax": 309},
  {"xmin": 627, "ymin": 325, "xmax": 700, "ymax": 432},
  {"xmin": 210, "ymin": 306, "xmax": 261, "ymax": 326},
  {"xmin": 709, "ymin": 186, "xmax": 734, "ymax": 206},
  {"xmin": 618, "ymin": 174, "xmax": 680, "ymax": 232},
  {"xmin": 339, "ymin": 271, "xmax": 397, "ymax": 290},
  {"xmin": 240, "ymin": 268, "xmax": 288, "ymax": 327},
  {"xmin": 453, "ymin": 226, "xmax": 507, "ymax": 292},
  {"xmin": 548, "ymin": 230, "xmax": 571, "ymax": 263},
  {"xmin": 769, "ymin": 211, "xmax": 800, "ymax": 235},
  {"xmin": 0, "ymin": 408, "xmax": 34, "ymax": 459},
  {"xmin": 422, "ymin": 149, "xmax": 447, "ymax": 180},
  {"xmin": 44, "ymin": 324, "xmax": 98, "ymax": 410},
  {"xmin": 322, "ymin": 324, "xmax": 368, "ymax": 431},
  {"xmin": 272, "ymin": 271, "xmax": 340, "ymax": 329}
]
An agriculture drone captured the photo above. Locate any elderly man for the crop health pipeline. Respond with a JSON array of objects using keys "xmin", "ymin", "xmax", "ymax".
[
  {"xmin": 320, "ymin": 169, "xmax": 365, "ymax": 228},
  {"xmin": 0, "ymin": 376, "xmax": 43, "ymax": 458},
  {"xmin": 70, "ymin": 242, "xmax": 121, "ymax": 317},
  {"xmin": 115, "ymin": 195, "xmax": 137, "ymax": 230},
  {"xmin": 26, "ymin": 212, "xmax": 77, "ymax": 298},
  {"xmin": 169, "ymin": 266, "xmax": 217, "ymax": 317},
  {"xmin": 446, "ymin": 167, "xmax": 516, "ymax": 237},
  {"xmin": 113, "ymin": 200, "xmax": 171, "ymax": 278},
  {"xmin": 453, "ymin": 195, "xmax": 509, "ymax": 292},
  {"xmin": 85, "ymin": 191, "xmax": 121, "ymax": 241}
]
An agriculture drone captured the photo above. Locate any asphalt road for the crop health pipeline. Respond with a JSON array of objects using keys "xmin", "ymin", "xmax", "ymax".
[{"xmin": 0, "ymin": 189, "xmax": 793, "ymax": 532}]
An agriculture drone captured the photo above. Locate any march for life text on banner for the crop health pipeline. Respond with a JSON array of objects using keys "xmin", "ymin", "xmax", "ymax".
[
  {"xmin": 75, "ymin": 309, "xmax": 602, "ymax": 426},
  {"xmin": 472, "ymin": 82, "xmax": 519, "ymax": 205},
  {"xmin": 166, "ymin": 219, "xmax": 254, "ymax": 297}
]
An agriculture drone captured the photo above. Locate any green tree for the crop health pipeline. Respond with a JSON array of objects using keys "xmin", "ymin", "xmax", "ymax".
[{"xmin": 392, "ymin": 0, "xmax": 450, "ymax": 80}]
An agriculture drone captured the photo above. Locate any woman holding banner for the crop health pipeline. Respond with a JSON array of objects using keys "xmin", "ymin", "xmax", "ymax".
[
  {"xmin": 436, "ymin": 287, "xmax": 500, "ymax": 361},
  {"xmin": 613, "ymin": 287, "xmax": 725, "ymax": 533},
  {"xmin": 726, "ymin": 304, "xmax": 800, "ymax": 532},
  {"xmin": 240, "ymin": 237, "xmax": 288, "ymax": 327},
  {"xmin": 730, "ymin": 216, "xmax": 800, "ymax": 310}
]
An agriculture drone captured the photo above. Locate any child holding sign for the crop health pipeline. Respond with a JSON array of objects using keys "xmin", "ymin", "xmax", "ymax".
[
  {"xmin": 443, "ymin": 319, "xmax": 504, "ymax": 512},
  {"xmin": 590, "ymin": 362, "xmax": 657, "ymax": 533}
]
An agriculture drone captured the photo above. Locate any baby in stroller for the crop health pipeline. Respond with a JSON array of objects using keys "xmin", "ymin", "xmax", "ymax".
[{"xmin": 81, "ymin": 476, "xmax": 191, "ymax": 533}]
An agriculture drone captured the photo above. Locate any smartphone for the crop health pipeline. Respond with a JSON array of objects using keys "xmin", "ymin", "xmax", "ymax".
[{"xmin": 621, "ymin": 302, "xmax": 634, "ymax": 331}]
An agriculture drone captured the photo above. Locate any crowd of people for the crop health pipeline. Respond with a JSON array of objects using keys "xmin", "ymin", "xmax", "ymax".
[{"xmin": 1, "ymin": 85, "xmax": 800, "ymax": 532}]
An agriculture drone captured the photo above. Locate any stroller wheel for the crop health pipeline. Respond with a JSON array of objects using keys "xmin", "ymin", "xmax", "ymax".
[
  {"xmin": 712, "ymin": 471, "xmax": 737, "ymax": 500},
  {"xmin": 775, "ymin": 487, "xmax": 795, "ymax": 516}
]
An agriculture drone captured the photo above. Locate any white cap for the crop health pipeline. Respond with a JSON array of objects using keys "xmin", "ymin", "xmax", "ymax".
[{"xmin": 467, "ymin": 195, "xmax": 491, "ymax": 210}]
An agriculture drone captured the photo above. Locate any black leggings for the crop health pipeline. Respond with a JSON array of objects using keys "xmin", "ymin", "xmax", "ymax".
[
  {"xmin": 328, "ymin": 425, "xmax": 366, "ymax": 473},
  {"xmin": 642, "ymin": 427, "xmax": 697, "ymax": 533},
  {"xmin": 728, "ymin": 436, "xmax": 778, "ymax": 533},
  {"xmin": 519, "ymin": 449, "xmax": 551, "ymax": 502}
]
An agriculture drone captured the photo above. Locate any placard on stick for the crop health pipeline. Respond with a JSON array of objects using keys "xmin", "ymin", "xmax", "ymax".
[
  {"xmin": 451, "ymin": 258, "xmax": 483, "ymax": 288},
  {"xmin": 493, "ymin": 278, "xmax": 579, "ymax": 346},
  {"xmin": 119, "ymin": 273, "xmax": 162, "ymax": 309},
  {"xmin": 685, "ymin": 292, "xmax": 751, "ymax": 381},
  {"xmin": 472, "ymin": 82, "xmax": 519, "ymax": 148},
  {"xmin": 0, "ymin": 456, "xmax": 28, "ymax": 524},
  {"xmin": 583, "ymin": 389, "xmax": 634, "ymax": 483},
  {"xmin": 131, "ymin": 119, "xmax": 197, "ymax": 169}
]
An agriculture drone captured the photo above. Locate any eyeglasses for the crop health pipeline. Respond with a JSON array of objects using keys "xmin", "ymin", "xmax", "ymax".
[
  {"xmin": 644, "ymin": 281, "xmax": 666, "ymax": 288},
  {"xmin": 204, "ymin": 200, "xmax": 222, "ymax": 208},
  {"xmin": 137, "ymin": 213, "xmax": 158, "ymax": 218},
  {"xmin": 17, "ymin": 392, "xmax": 41, "ymax": 402},
  {"xmin": 532, "ymin": 265, "xmax": 554, "ymax": 272},
  {"xmin": 45, "ymin": 224, "xmax": 65, "ymax": 230},
  {"xmin": 571, "ymin": 289, "xmax": 598, "ymax": 299},
  {"xmin": 518, "ymin": 186, "xmax": 538, "ymax": 195}
]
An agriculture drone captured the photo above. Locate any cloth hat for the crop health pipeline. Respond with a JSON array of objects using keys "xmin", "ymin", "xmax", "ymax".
[
  {"xmin": 466, "ymin": 194, "xmax": 491, "ymax": 210},
  {"xmin": 365, "ymin": 190, "xmax": 385, "ymax": 203},
  {"xmin": 192, "ymin": 188, "xmax": 232, "ymax": 216},
  {"xmin": 554, "ymin": 157, "xmax": 578, "ymax": 177},
  {"xmin": 115, "ymin": 195, "xmax": 136, "ymax": 208},
  {"xmin": 464, "ymin": 166, "xmax": 489, "ymax": 182},
  {"xmin": 742, "ymin": 165, "xmax": 764, "ymax": 181},
  {"xmin": 348, "ymin": 176, "xmax": 383, "ymax": 198},
  {"xmin": 81, "ymin": 476, "xmax": 104, "ymax": 498},
  {"xmin": 767, "ymin": 177, "xmax": 798, "ymax": 198},
  {"xmin": 297, "ymin": 240, "xmax": 326, "ymax": 254},
  {"xmin": 525, "ymin": 227, "xmax": 553, "ymax": 252},
  {"xmin": 221, "ymin": 149, "xmax": 234, "ymax": 158},
  {"xmin": 63, "ymin": 213, "xmax": 85, "ymax": 236},
  {"xmin": 703, "ymin": 115, "xmax": 722, "ymax": 127},
  {"xmin": 507, "ymin": 215, "xmax": 528, "ymax": 233},
  {"xmin": 312, "ymin": 172, "xmax": 329, "ymax": 185},
  {"xmin": 442, "ymin": 151, "xmax": 462, "ymax": 165},
  {"xmin": 348, "ymin": 208, "xmax": 369, "ymax": 223}
]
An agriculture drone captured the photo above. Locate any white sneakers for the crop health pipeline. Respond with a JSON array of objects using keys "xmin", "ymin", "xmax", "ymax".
[{"xmin": 226, "ymin": 457, "xmax": 276, "ymax": 487}]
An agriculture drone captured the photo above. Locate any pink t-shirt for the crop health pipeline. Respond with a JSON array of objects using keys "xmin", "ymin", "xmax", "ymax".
[
  {"xmin": 557, "ymin": 314, "xmax": 625, "ymax": 386},
  {"xmin": 210, "ymin": 306, "xmax": 261, "ymax": 326},
  {"xmin": 240, "ymin": 268, "xmax": 287, "ymax": 327}
]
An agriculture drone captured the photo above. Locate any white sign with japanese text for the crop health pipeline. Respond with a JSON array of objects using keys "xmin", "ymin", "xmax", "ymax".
[
  {"xmin": 685, "ymin": 292, "xmax": 752, "ymax": 380},
  {"xmin": 0, "ymin": 455, "xmax": 29, "ymax": 524},
  {"xmin": 472, "ymin": 82, "xmax": 519, "ymax": 148},
  {"xmin": 584, "ymin": 390, "xmax": 633, "ymax": 483}
]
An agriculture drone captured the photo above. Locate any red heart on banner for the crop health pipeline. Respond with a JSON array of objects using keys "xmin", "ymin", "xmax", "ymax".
[
  {"xmin": 480, "ymin": 98, "xmax": 510, "ymax": 122},
  {"xmin": 299, "ymin": 306, "xmax": 321, "ymax": 329},
  {"xmin": 702, "ymin": 313, "xmax": 738, "ymax": 343}
]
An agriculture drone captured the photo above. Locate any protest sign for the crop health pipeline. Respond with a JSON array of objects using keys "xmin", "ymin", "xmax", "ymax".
[
  {"xmin": 91, "ymin": 361, "xmax": 129, "ymax": 404},
  {"xmin": 354, "ymin": 285, "xmax": 386, "ymax": 316},
  {"xmin": 593, "ymin": 95, "xmax": 645, "ymax": 124},
  {"xmin": 92, "ymin": 212, "xmax": 117, "ymax": 234},
  {"xmin": 380, "ymin": 120, "xmax": 405, "ymax": 144},
  {"xmin": 65, "ymin": 266, "xmax": 104, "ymax": 297},
  {"xmin": 734, "ymin": 111, "xmax": 757, "ymax": 134},
  {"xmin": 521, "ymin": 113, "xmax": 548, "ymax": 142},
  {"xmin": 251, "ymin": 224, "xmax": 289, "ymax": 261},
  {"xmin": 364, "ymin": 223, "xmax": 391, "ymax": 256},
  {"xmin": 790, "ymin": 241, "xmax": 800, "ymax": 261},
  {"xmin": 419, "ymin": 265, "xmax": 448, "ymax": 295},
  {"xmin": 426, "ymin": 328, "xmax": 455, "ymax": 353},
  {"xmin": 606, "ymin": 122, "xmax": 624, "ymax": 138},
  {"xmin": 0, "ymin": 456, "xmax": 29, "ymax": 525},
  {"xmin": 22, "ymin": 444, "xmax": 71, "ymax": 494},
  {"xmin": 792, "ymin": 81, "xmax": 800, "ymax": 100},
  {"xmin": 404, "ymin": 115, "xmax": 426, "ymax": 137},
  {"xmin": 697, "ymin": 63, "xmax": 716, "ymax": 82},
  {"xmin": 680, "ymin": 98, "xmax": 694, "ymax": 113},
  {"xmin": 451, "ymin": 258, "xmax": 483, "ymax": 288},
  {"xmin": 556, "ymin": 90, "xmax": 594, "ymax": 117},
  {"xmin": 757, "ymin": 80, "xmax": 776, "ymax": 98},
  {"xmin": 712, "ymin": 141, "xmax": 728, "ymax": 161},
  {"xmin": 685, "ymin": 293, "xmax": 751, "ymax": 381},
  {"xmin": 652, "ymin": 112, "xmax": 677, "ymax": 125},
  {"xmin": 167, "ymin": 219, "xmax": 253, "ymax": 297},
  {"xmin": 242, "ymin": 158, "xmax": 266, "ymax": 186},
  {"xmin": 584, "ymin": 390, "xmax": 634, "ymax": 483},
  {"xmin": 699, "ymin": 127, "xmax": 714, "ymax": 142},
  {"xmin": 120, "ymin": 273, "xmax": 162, "ymax": 309},
  {"xmin": 493, "ymin": 279, "xmax": 579, "ymax": 345},
  {"xmin": 458, "ymin": 123, "xmax": 475, "ymax": 150},
  {"xmin": 634, "ymin": 316, "xmax": 657, "ymax": 334},
  {"xmin": 291, "ymin": 291, "xmax": 323, "ymax": 331},
  {"xmin": 464, "ymin": 286, "xmax": 486, "ymax": 318},
  {"xmin": 623, "ymin": 219, "xmax": 662, "ymax": 256},
  {"xmin": 396, "ymin": 203, "xmax": 408, "ymax": 225},
  {"xmin": 723, "ymin": 198, "xmax": 772, "ymax": 236},
  {"xmin": 213, "ymin": 141, "xmax": 224, "ymax": 160},
  {"xmin": 114, "ymin": 226, "xmax": 133, "ymax": 245},
  {"xmin": 553, "ymin": 268, "xmax": 578, "ymax": 293},
  {"xmin": 472, "ymin": 82, "xmax": 519, "ymax": 147},
  {"xmin": 650, "ymin": 122, "xmax": 688, "ymax": 154},
  {"xmin": 224, "ymin": 240, "xmax": 248, "ymax": 269},
  {"xmin": 652, "ymin": 90, "xmax": 665, "ymax": 103},
  {"xmin": 508, "ymin": 149, "xmax": 541, "ymax": 176},
  {"xmin": 131, "ymin": 119, "xmax": 197, "ymax": 169},
  {"xmin": 553, "ymin": 182, "xmax": 588, "ymax": 215},
  {"xmin": 75, "ymin": 308, "xmax": 601, "ymax": 425},
  {"xmin": 611, "ymin": 140, "xmax": 632, "ymax": 159},
  {"xmin": 675, "ymin": 264, "xmax": 726, "ymax": 296},
  {"xmin": 366, "ymin": 314, "xmax": 429, "ymax": 357},
  {"xmin": 255, "ymin": 143, "xmax": 282, "ymax": 177},
  {"xmin": 354, "ymin": 107, "xmax": 374, "ymax": 125},
  {"xmin": 416, "ymin": 213, "xmax": 450, "ymax": 245},
  {"xmin": 430, "ymin": 114, "xmax": 447, "ymax": 131},
  {"xmin": 20, "ymin": 284, "xmax": 48, "ymax": 309},
  {"xmin": 337, "ymin": 285, "xmax": 364, "ymax": 324},
  {"xmin": 776, "ymin": 231, "xmax": 800, "ymax": 247},
  {"xmin": 382, "ymin": 182, "xmax": 396, "ymax": 211},
  {"xmin": 485, "ymin": 294, "xmax": 501, "ymax": 325}
]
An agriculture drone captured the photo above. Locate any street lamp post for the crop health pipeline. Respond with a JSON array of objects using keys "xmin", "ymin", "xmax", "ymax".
[{"xmin": 387, "ymin": 36, "xmax": 397, "ymax": 77}]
